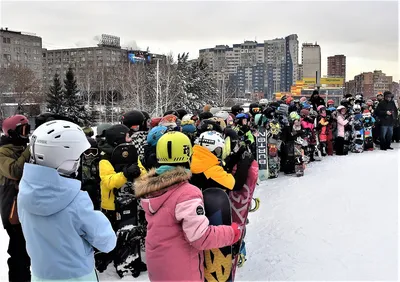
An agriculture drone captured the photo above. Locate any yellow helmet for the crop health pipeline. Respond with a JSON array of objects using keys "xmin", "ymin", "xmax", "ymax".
[{"xmin": 156, "ymin": 131, "xmax": 192, "ymax": 164}]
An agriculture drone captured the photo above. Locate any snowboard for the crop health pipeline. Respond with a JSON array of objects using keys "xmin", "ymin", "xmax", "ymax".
[
  {"xmin": 313, "ymin": 118, "xmax": 322, "ymax": 161},
  {"xmin": 364, "ymin": 126, "xmax": 374, "ymax": 151},
  {"xmin": 229, "ymin": 161, "xmax": 258, "ymax": 280},
  {"xmin": 267, "ymin": 120, "xmax": 281, "ymax": 179},
  {"xmin": 110, "ymin": 144, "xmax": 145, "ymax": 278},
  {"xmin": 294, "ymin": 136, "xmax": 306, "ymax": 177},
  {"xmin": 203, "ymin": 188, "xmax": 233, "ymax": 282},
  {"xmin": 256, "ymin": 126, "xmax": 268, "ymax": 181},
  {"xmin": 351, "ymin": 116, "xmax": 364, "ymax": 153}
]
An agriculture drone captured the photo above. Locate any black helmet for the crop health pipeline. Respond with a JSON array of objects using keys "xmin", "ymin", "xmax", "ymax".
[
  {"xmin": 105, "ymin": 124, "xmax": 130, "ymax": 147},
  {"xmin": 231, "ymin": 105, "xmax": 244, "ymax": 116},
  {"xmin": 122, "ymin": 110, "xmax": 145, "ymax": 131},
  {"xmin": 35, "ymin": 113, "xmax": 75, "ymax": 129},
  {"xmin": 249, "ymin": 103, "xmax": 261, "ymax": 117},
  {"xmin": 175, "ymin": 109, "xmax": 188, "ymax": 120},
  {"xmin": 163, "ymin": 110, "xmax": 179, "ymax": 118},
  {"xmin": 197, "ymin": 119, "xmax": 223, "ymax": 135},
  {"xmin": 199, "ymin": 111, "xmax": 213, "ymax": 120}
]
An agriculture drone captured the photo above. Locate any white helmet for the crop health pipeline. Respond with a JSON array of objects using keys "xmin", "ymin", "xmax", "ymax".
[
  {"xmin": 215, "ymin": 111, "xmax": 230, "ymax": 120},
  {"xmin": 353, "ymin": 104, "xmax": 361, "ymax": 112},
  {"xmin": 181, "ymin": 114, "xmax": 194, "ymax": 125},
  {"xmin": 196, "ymin": 130, "xmax": 225, "ymax": 159},
  {"xmin": 30, "ymin": 120, "xmax": 90, "ymax": 176},
  {"xmin": 182, "ymin": 114, "xmax": 193, "ymax": 122},
  {"xmin": 337, "ymin": 105, "xmax": 346, "ymax": 111},
  {"xmin": 259, "ymin": 98, "xmax": 269, "ymax": 105}
]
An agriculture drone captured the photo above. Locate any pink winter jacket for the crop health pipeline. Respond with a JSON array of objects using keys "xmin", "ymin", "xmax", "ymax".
[
  {"xmin": 135, "ymin": 166, "xmax": 235, "ymax": 282},
  {"xmin": 337, "ymin": 114, "xmax": 349, "ymax": 138},
  {"xmin": 301, "ymin": 118, "xmax": 314, "ymax": 130}
]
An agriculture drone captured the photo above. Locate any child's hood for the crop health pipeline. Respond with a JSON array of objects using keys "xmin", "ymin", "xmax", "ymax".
[
  {"xmin": 18, "ymin": 163, "xmax": 81, "ymax": 216},
  {"xmin": 190, "ymin": 145, "xmax": 220, "ymax": 174},
  {"xmin": 135, "ymin": 166, "xmax": 191, "ymax": 214}
]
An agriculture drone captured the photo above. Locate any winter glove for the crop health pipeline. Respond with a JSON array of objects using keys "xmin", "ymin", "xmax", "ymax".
[
  {"xmin": 231, "ymin": 222, "xmax": 242, "ymax": 244},
  {"xmin": 123, "ymin": 164, "xmax": 141, "ymax": 181}
]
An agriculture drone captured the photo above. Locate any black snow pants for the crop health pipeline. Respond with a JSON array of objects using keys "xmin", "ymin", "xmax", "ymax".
[
  {"xmin": 6, "ymin": 224, "xmax": 31, "ymax": 282},
  {"xmin": 335, "ymin": 136, "xmax": 346, "ymax": 156}
]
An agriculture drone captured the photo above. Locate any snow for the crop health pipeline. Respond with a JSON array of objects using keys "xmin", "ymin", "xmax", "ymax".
[{"xmin": 0, "ymin": 145, "xmax": 398, "ymax": 281}]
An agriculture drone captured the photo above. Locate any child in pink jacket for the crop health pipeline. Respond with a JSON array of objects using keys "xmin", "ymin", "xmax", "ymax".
[
  {"xmin": 135, "ymin": 132, "xmax": 241, "ymax": 282},
  {"xmin": 336, "ymin": 105, "xmax": 352, "ymax": 155}
]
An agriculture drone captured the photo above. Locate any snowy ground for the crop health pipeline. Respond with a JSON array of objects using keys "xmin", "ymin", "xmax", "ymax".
[{"xmin": 0, "ymin": 145, "xmax": 398, "ymax": 281}]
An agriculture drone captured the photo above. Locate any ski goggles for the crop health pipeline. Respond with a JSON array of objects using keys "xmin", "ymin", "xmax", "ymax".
[
  {"xmin": 252, "ymin": 107, "xmax": 261, "ymax": 114},
  {"xmin": 83, "ymin": 148, "xmax": 98, "ymax": 157},
  {"xmin": 16, "ymin": 123, "xmax": 31, "ymax": 137}
]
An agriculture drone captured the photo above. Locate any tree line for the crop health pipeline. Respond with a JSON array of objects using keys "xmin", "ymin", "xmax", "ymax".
[{"xmin": 0, "ymin": 52, "xmax": 236, "ymax": 124}]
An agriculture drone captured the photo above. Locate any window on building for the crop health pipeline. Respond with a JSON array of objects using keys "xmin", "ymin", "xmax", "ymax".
[
  {"xmin": 3, "ymin": 54, "xmax": 11, "ymax": 61},
  {"xmin": 16, "ymin": 54, "xmax": 20, "ymax": 61},
  {"xmin": 97, "ymin": 62, "xmax": 102, "ymax": 67},
  {"xmin": 71, "ymin": 51, "xmax": 76, "ymax": 56},
  {"xmin": 3, "ymin": 37, "xmax": 10, "ymax": 44},
  {"xmin": 97, "ymin": 56, "xmax": 102, "ymax": 61},
  {"xmin": 96, "ymin": 50, "xmax": 102, "ymax": 54}
]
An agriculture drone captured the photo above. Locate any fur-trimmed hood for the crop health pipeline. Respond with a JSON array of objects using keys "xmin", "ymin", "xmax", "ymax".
[{"xmin": 135, "ymin": 166, "xmax": 191, "ymax": 198}]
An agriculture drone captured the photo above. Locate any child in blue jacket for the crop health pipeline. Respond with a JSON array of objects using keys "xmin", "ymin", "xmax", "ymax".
[{"xmin": 18, "ymin": 120, "xmax": 116, "ymax": 281}]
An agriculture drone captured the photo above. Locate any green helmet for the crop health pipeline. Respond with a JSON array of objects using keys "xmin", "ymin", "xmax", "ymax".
[
  {"xmin": 289, "ymin": 111, "xmax": 300, "ymax": 121},
  {"xmin": 96, "ymin": 123, "xmax": 112, "ymax": 137}
]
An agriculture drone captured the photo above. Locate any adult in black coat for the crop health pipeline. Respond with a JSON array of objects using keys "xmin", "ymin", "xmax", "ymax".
[
  {"xmin": 309, "ymin": 90, "xmax": 325, "ymax": 111},
  {"xmin": 375, "ymin": 91, "xmax": 398, "ymax": 150}
]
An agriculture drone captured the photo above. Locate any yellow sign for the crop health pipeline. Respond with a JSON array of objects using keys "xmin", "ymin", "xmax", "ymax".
[
  {"xmin": 303, "ymin": 78, "xmax": 316, "ymax": 84},
  {"xmin": 301, "ymin": 77, "xmax": 344, "ymax": 85},
  {"xmin": 321, "ymin": 77, "xmax": 344, "ymax": 84}
]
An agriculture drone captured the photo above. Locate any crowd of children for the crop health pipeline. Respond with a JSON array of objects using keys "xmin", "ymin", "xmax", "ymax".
[{"xmin": 0, "ymin": 89, "xmax": 397, "ymax": 282}]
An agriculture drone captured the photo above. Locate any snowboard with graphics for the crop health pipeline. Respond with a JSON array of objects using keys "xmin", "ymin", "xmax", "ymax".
[
  {"xmin": 229, "ymin": 160, "xmax": 258, "ymax": 280},
  {"xmin": 203, "ymin": 188, "xmax": 233, "ymax": 282},
  {"xmin": 110, "ymin": 144, "xmax": 146, "ymax": 278},
  {"xmin": 256, "ymin": 126, "xmax": 268, "ymax": 181}
]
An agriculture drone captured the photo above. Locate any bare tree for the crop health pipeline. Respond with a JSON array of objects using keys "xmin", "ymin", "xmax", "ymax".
[
  {"xmin": 78, "ymin": 62, "xmax": 97, "ymax": 107},
  {"xmin": 0, "ymin": 64, "xmax": 42, "ymax": 116}
]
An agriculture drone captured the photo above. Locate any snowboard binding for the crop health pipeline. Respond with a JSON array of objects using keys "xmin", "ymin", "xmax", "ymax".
[{"xmin": 249, "ymin": 198, "xmax": 260, "ymax": 212}]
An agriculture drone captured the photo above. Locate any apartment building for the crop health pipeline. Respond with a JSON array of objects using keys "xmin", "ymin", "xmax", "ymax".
[{"xmin": 0, "ymin": 27, "xmax": 43, "ymax": 78}]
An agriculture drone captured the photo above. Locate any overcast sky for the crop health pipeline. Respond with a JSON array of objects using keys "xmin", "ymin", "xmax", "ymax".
[{"xmin": 1, "ymin": 1, "xmax": 398, "ymax": 81}]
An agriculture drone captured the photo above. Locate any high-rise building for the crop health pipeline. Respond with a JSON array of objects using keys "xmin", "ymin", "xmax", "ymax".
[
  {"xmin": 302, "ymin": 43, "xmax": 321, "ymax": 83},
  {"xmin": 264, "ymin": 34, "xmax": 298, "ymax": 99},
  {"xmin": 327, "ymin": 55, "xmax": 346, "ymax": 81},
  {"xmin": 199, "ymin": 40, "xmax": 265, "ymax": 98},
  {"xmin": 297, "ymin": 64, "xmax": 303, "ymax": 81},
  {"xmin": 199, "ymin": 35, "xmax": 298, "ymax": 99},
  {"xmin": 0, "ymin": 27, "xmax": 43, "ymax": 79}
]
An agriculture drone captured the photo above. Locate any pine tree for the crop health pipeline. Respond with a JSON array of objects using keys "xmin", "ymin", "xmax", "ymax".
[
  {"xmin": 46, "ymin": 73, "xmax": 64, "ymax": 114},
  {"xmin": 63, "ymin": 67, "xmax": 92, "ymax": 125},
  {"xmin": 185, "ymin": 57, "xmax": 217, "ymax": 112}
]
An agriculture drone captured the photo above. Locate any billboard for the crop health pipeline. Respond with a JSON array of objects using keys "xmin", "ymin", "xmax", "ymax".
[
  {"xmin": 128, "ymin": 51, "xmax": 152, "ymax": 64},
  {"xmin": 321, "ymin": 77, "xmax": 344, "ymax": 84},
  {"xmin": 301, "ymin": 77, "xmax": 344, "ymax": 85}
]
